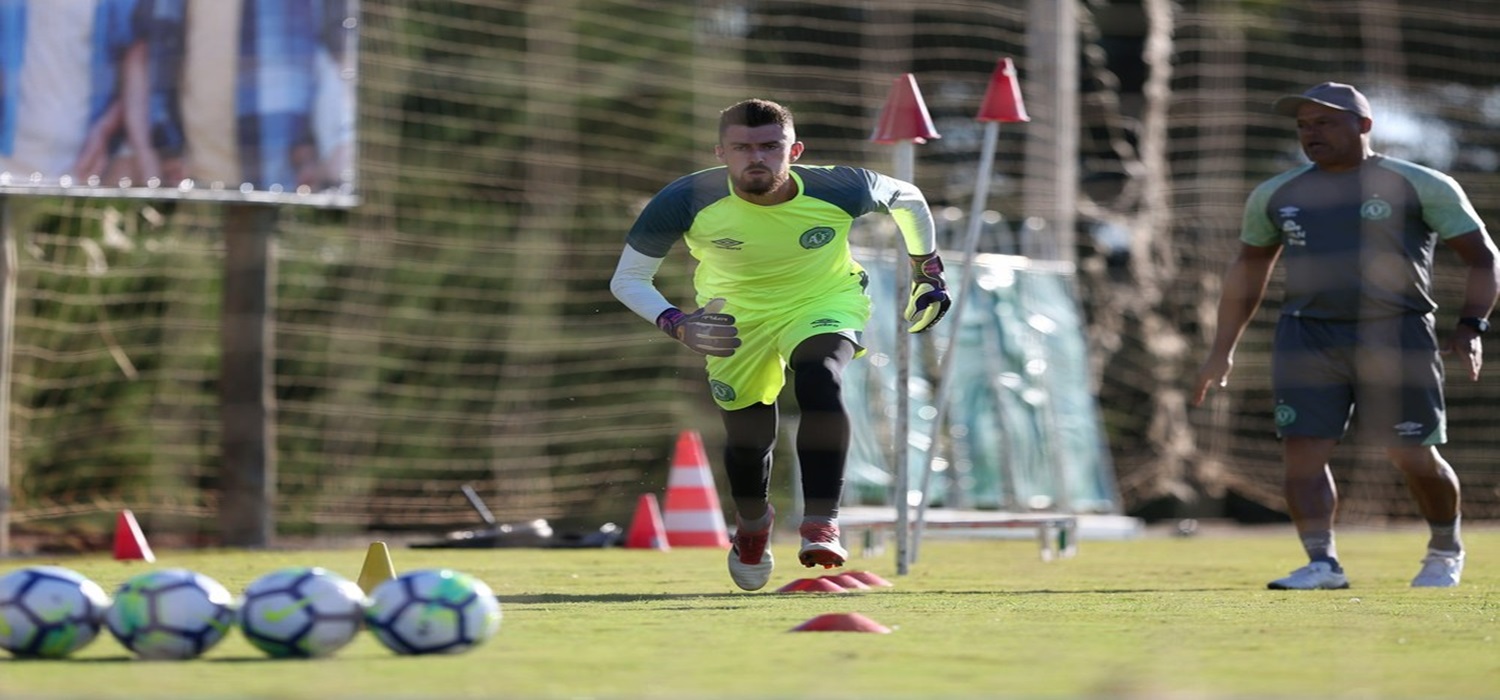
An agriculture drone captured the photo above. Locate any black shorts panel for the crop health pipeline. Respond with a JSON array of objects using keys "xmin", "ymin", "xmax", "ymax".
[{"xmin": 1270, "ymin": 315, "xmax": 1445, "ymax": 445}]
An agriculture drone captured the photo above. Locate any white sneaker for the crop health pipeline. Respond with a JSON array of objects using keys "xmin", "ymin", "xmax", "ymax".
[
  {"xmin": 1267, "ymin": 561, "xmax": 1349, "ymax": 590},
  {"xmin": 727, "ymin": 506, "xmax": 774, "ymax": 591},
  {"xmin": 1411, "ymin": 551, "xmax": 1464, "ymax": 588}
]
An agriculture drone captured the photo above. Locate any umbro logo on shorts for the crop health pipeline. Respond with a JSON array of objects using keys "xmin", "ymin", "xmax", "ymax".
[{"xmin": 1393, "ymin": 421, "xmax": 1425, "ymax": 437}]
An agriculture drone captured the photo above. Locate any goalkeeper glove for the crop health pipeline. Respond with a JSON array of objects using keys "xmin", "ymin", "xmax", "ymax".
[
  {"xmin": 905, "ymin": 252, "xmax": 951, "ymax": 334},
  {"xmin": 656, "ymin": 297, "xmax": 741, "ymax": 357}
]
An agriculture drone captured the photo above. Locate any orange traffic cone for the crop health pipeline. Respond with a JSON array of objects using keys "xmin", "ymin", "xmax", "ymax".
[
  {"xmin": 112, "ymin": 510, "xmax": 155, "ymax": 562},
  {"xmin": 624, "ymin": 493, "xmax": 671, "ymax": 550},
  {"xmin": 661, "ymin": 430, "xmax": 730, "ymax": 548}
]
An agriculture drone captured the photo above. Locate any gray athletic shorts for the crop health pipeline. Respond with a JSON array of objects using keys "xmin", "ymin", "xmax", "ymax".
[{"xmin": 1271, "ymin": 314, "xmax": 1446, "ymax": 445}]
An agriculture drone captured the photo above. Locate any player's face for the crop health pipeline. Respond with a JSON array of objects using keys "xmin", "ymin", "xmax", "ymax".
[
  {"xmin": 716, "ymin": 123, "xmax": 803, "ymax": 200},
  {"xmin": 1294, "ymin": 103, "xmax": 1370, "ymax": 172}
]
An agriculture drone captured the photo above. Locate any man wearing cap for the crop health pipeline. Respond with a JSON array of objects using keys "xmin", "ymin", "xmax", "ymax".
[{"xmin": 1192, "ymin": 82, "xmax": 1500, "ymax": 589}]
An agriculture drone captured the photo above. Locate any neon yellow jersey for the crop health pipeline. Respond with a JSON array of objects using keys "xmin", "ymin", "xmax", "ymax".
[{"xmin": 627, "ymin": 164, "xmax": 908, "ymax": 318}]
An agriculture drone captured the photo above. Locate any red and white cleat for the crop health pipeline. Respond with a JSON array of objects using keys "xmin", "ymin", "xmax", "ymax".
[
  {"xmin": 798, "ymin": 520, "xmax": 848, "ymax": 569},
  {"xmin": 727, "ymin": 505, "xmax": 775, "ymax": 591}
]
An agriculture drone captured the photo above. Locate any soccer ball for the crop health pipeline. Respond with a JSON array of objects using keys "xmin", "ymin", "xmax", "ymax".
[
  {"xmin": 238, "ymin": 566, "xmax": 368, "ymax": 658},
  {"xmin": 105, "ymin": 568, "xmax": 236, "ymax": 660},
  {"xmin": 0, "ymin": 566, "xmax": 111, "ymax": 658},
  {"xmin": 365, "ymin": 568, "xmax": 502, "ymax": 655}
]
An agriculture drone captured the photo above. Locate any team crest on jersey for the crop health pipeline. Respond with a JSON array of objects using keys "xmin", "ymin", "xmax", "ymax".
[
  {"xmin": 799, "ymin": 226, "xmax": 836, "ymax": 249},
  {"xmin": 1274, "ymin": 404, "xmax": 1296, "ymax": 427},
  {"xmin": 710, "ymin": 380, "xmax": 737, "ymax": 403},
  {"xmin": 1360, "ymin": 197, "xmax": 1392, "ymax": 220}
]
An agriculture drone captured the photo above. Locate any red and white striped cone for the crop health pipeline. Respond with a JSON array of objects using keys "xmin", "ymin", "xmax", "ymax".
[{"xmin": 661, "ymin": 430, "xmax": 730, "ymax": 548}]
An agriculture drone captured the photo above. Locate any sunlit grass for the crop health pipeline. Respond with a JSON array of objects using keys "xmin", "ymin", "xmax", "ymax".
[{"xmin": 1, "ymin": 525, "xmax": 1494, "ymax": 699}]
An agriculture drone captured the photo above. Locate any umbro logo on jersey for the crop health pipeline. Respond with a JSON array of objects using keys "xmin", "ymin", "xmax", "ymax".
[
  {"xmin": 810, "ymin": 318, "xmax": 840, "ymax": 328},
  {"xmin": 711, "ymin": 238, "xmax": 744, "ymax": 250}
]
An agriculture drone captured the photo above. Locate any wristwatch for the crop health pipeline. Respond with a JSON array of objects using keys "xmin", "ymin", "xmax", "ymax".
[{"xmin": 1458, "ymin": 316, "xmax": 1491, "ymax": 335}]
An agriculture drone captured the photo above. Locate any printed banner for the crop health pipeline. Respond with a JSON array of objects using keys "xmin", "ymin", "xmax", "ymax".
[{"xmin": 0, "ymin": 0, "xmax": 358, "ymax": 207}]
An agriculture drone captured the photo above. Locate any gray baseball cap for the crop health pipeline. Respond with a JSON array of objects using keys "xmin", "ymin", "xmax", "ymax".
[{"xmin": 1273, "ymin": 82, "xmax": 1372, "ymax": 119}]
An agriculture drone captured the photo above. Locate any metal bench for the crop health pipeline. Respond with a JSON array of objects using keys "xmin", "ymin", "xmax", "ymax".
[{"xmin": 839, "ymin": 510, "xmax": 1080, "ymax": 561}]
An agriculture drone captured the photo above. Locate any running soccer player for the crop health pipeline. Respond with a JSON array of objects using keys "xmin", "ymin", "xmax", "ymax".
[{"xmin": 610, "ymin": 98, "xmax": 950, "ymax": 591}]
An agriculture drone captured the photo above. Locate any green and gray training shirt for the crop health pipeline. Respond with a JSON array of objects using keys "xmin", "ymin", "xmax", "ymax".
[{"xmin": 1241, "ymin": 154, "xmax": 1486, "ymax": 321}]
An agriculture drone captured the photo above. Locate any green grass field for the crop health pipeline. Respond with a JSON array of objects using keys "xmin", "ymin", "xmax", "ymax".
[{"xmin": 0, "ymin": 525, "xmax": 1494, "ymax": 699}]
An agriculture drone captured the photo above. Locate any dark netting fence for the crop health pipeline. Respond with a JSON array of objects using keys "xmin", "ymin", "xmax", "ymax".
[{"xmin": 7, "ymin": 1, "xmax": 1500, "ymax": 547}]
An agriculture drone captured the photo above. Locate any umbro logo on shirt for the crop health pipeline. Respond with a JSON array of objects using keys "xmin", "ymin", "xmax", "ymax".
[
  {"xmin": 711, "ymin": 238, "xmax": 744, "ymax": 249},
  {"xmin": 810, "ymin": 318, "xmax": 840, "ymax": 328}
]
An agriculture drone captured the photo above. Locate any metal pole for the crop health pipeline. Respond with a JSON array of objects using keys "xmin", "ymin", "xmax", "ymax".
[
  {"xmin": 219, "ymin": 204, "xmax": 278, "ymax": 548},
  {"xmin": 891, "ymin": 141, "xmax": 914, "ymax": 575},
  {"xmin": 910, "ymin": 120, "xmax": 1001, "ymax": 562},
  {"xmin": 1024, "ymin": 0, "xmax": 1078, "ymax": 262}
]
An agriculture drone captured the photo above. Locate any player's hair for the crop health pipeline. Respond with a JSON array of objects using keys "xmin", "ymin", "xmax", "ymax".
[{"xmin": 718, "ymin": 99, "xmax": 794, "ymax": 138}]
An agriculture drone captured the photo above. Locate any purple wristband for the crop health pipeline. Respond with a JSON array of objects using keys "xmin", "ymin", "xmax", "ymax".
[{"xmin": 655, "ymin": 308, "xmax": 685, "ymax": 336}]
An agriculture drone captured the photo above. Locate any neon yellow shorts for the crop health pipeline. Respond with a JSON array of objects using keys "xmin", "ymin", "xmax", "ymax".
[{"xmin": 702, "ymin": 291, "xmax": 870, "ymax": 411}]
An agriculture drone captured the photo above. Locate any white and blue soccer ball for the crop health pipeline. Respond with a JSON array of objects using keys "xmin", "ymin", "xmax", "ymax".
[
  {"xmin": 0, "ymin": 566, "xmax": 112, "ymax": 658},
  {"xmin": 238, "ymin": 566, "xmax": 367, "ymax": 658},
  {"xmin": 105, "ymin": 568, "xmax": 236, "ymax": 660},
  {"xmin": 365, "ymin": 568, "xmax": 501, "ymax": 655}
]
